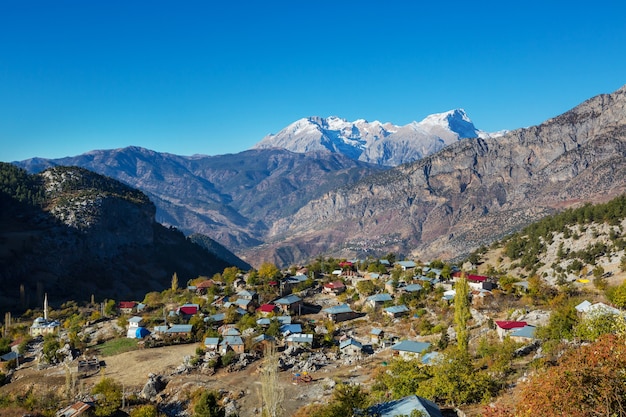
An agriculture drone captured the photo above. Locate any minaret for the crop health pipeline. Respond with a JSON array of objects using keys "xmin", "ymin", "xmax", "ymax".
[{"xmin": 44, "ymin": 293, "xmax": 48, "ymax": 321}]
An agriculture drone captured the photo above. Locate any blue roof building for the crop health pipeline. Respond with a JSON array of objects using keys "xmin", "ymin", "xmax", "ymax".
[{"xmin": 367, "ymin": 395, "xmax": 442, "ymax": 417}]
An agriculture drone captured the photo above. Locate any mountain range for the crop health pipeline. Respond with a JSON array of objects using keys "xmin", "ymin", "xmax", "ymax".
[
  {"xmin": 253, "ymin": 109, "xmax": 501, "ymax": 166},
  {"xmin": 12, "ymin": 85, "xmax": 626, "ymax": 268}
]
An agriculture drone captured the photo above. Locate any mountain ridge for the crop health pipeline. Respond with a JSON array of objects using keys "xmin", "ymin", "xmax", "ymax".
[
  {"xmin": 253, "ymin": 109, "xmax": 502, "ymax": 166},
  {"xmin": 241, "ymin": 84, "xmax": 626, "ymax": 266}
]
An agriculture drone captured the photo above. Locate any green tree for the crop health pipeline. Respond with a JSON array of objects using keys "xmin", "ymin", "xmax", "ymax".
[
  {"xmin": 454, "ymin": 275, "xmax": 471, "ymax": 352},
  {"xmin": 130, "ymin": 404, "xmax": 159, "ymax": 417},
  {"xmin": 194, "ymin": 391, "xmax": 225, "ymax": 417},
  {"xmin": 356, "ymin": 280, "xmax": 377, "ymax": 296},
  {"xmin": 92, "ymin": 377, "xmax": 123, "ymax": 417},
  {"xmin": 418, "ymin": 348, "xmax": 495, "ymax": 405},
  {"xmin": 258, "ymin": 263, "xmax": 280, "ymax": 281},
  {"xmin": 607, "ymin": 281, "xmax": 626, "ymax": 309}
]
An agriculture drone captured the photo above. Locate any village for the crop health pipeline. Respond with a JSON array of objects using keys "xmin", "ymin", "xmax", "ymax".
[{"xmin": 0, "ymin": 255, "xmax": 620, "ymax": 417}]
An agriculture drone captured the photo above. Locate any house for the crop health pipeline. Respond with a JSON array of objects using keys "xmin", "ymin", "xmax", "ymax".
[
  {"xmin": 165, "ymin": 324, "xmax": 193, "ymax": 339},
  {"xmin": 257, "ymin": 316, "xmax": 292, "ymax": 327},
  {"xmin": 285, "ymin": 333, "xmax": 314, "ymax": 348},
  {"xmin": 402, "ymin": 283, "xmax": 423, "ymax": 294},
  {"xmin": 206, "ymin": 313, "xmax": 225, "ymax": 326},
  {"xmin": 118, "ymin": 301, "xmax": 137, "ymax": 315},
  {"xmin": 576, "ymin": 300, "xmax": 623, "ymax": 317},
  {"xmin": 281, "ymin": 274, "xmax": 309, "ymax": 294},
  {"xmin": 274, "ymin": 294, "xmax": 302, "ymax": 314},
  {"xmin": 442, "ymin": 289, "xmax": 456, "ymax": 302},
  {"xmin": 56, "ymin": 401, "xmax": 94, "ymax": 417},
  {"xmin": 252, "ymin": 334, "xmax": 275, "ymax": 346},
  {"xmin": 323, "ymin": 304, "xmax": 357, "ymax": 323},
  {"xmin": 323, "ymin": 280, "xmax": 346, "ymax": 295},
  {"xmin": 396, "ymin": 260, "xmax": 417, "ymax": 271},
  {"xmin": 237, "ymin": 289, "xmax": 258, "ymax": 302},
  {"xmin": 391, "ymin": 340, "xmax": 431, "ymax": 360},
  {"xmin": 510, "ymin": 325, "xmax": 537, "ymax": 343},
  {"xmin": 204, "ymin": 337, "xmax": 220, "ymax": 351},
  {"xmin": 366, "ymin": 293, "xmax": 393, "ymax": 309},
  {"xmin": 370, "ymin": 328, "xmax": 384, "ymax": 344},
  {"xmin": 420, "ymin": 351, "xmax": 444, "ymax": 366},
  {"xmin": 383, "ymin": 304, "xmax": 410, "ymax": 318},
  {"xmin": 452, "ymin": 272, "xmax": 495, "ymax": 290},
  {"xmin": 0, "ymin": 351, "xmax": 21, "ymax": 371},
  {"xmin": 233, "ymin": 298, "xmax": 255, "ymax": 312},
  {"xmin": 177, "ymin": 303, "xmax": 200, "ymax": 317},
  {"xmin": 220, "ymin": 335, "xmax": 245, "ymax": 354},
  {"xmin": 126, "ymin": 316, "xmax": 150, "ymax": 339},
  {"xmin": 339, "ymin": 338, "xmax": 363, "ymax": 356},
  {"xmin": 195, "ymin": 279, "xmax": 215, "ymax": 295},
  {"xmin": 280, "ymin": 323, "xmax": 303, "ymax": 335},
  {"xmin": 495, "ymin": 321, "xmax": 528, "ymax": 339},
  {"xmin": 258, "ymin": 304, "xmax": 278, "ymax": 315},
  {"xmin": 367, "ymin": 395, "xmax": 442, "ymax": 417}
]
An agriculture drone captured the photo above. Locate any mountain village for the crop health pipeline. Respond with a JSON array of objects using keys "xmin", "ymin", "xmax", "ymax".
[{"xmin": 3, "ymin": 225, "xmax": 626, "ymax": 417}]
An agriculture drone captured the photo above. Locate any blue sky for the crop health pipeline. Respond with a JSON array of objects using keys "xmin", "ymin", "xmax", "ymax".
[{"xmin": 2, "ymin": 1, "xmax": 626, "ymax": 162}]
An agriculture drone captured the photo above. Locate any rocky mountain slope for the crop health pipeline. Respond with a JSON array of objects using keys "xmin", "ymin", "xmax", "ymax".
[
  {"xmin": 243, "ymin": 84, "xmax": 626, "ymax": 266},
  {"xmin": 253, "ymin": 109, "xmax": 500, "ymax": 166},
  {"xmin": 16, "ymin": 148, "xmax": 385, "ymax": 253},
  {"xmin": 0, "ymin": 164, "xmax": 235, "ymax": 313}
]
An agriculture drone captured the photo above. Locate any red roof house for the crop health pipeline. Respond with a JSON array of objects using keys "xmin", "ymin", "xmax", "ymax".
[
  {"xmin": 323, "ymin": 281, "xmax": 346, "ymax": 295},
  {"xmin": 258, "ymin": 304, "xmax": 278, "ymax": 315},
  {"xmin": 495, "ymin": 320, "xmax": 527, "ymax": 339},
  {"xmin": 177, "ymin": 303, "xmax": 199, "ymax": 316},
  {"xmin": 119, "ymin": 301, "xmax": 137, "ymax": 314}
]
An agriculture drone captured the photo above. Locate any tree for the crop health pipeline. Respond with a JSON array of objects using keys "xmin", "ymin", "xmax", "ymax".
[
  {"xmin": 308, "ymin": 383, "xmax": 369, "ymax": 417},
  {"xmin": 130, "ymin": 404, "xmax": 159, "ymax": 417},
  {"xmin": 515, "ymin": 333, "xmax": 626, "ymax": 416},
  {"xmin": 92, "ymin": 377, "xmax": 123, "ymax": 417},
  {"xmin": 607, "ymin": 281, "xmax": 626, "ymax": 308},
  {"xmin": 258, "ymin": 263, "xmax": 280, "ymax": 281},
  {"xmin": 454, "ymin": 275, "xmax": 471, "ymax": 352},
  {"xmin": 259, "ymin": 343, "xmax": 284, "ymax": 417},
  {"xmin": 171, "ymin": 272, "xmax": 179, "ymax": 292},
  {"xmin": 194, "ymin": 391, "xmax": 225, "ymax": 417}
]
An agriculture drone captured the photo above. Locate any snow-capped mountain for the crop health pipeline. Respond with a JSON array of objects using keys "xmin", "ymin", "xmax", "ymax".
[{"xmin": 253, "ymin": 109, "xmax": 502, "ymax": 166}]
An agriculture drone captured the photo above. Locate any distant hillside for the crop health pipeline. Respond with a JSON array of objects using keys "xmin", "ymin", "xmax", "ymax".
[
  {"xmin": 14, "ymin": 148, "xmax": 385, "ymax": 257},
  {"xmin": 474, "ymin": 194, "xmax": 626, "ymax": 286},
  {"xmin": 242, "ymin": 84, "xmax": 626, "ymax": 266},
  {"xmin": 0, "ymin": 163, "xmax": 236, "ymax": 314}
]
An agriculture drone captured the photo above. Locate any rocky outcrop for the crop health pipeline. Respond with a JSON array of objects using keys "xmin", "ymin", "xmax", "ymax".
[{"xmin": 243, "ymin": 85, "xmax": 626, "ymax": 265}]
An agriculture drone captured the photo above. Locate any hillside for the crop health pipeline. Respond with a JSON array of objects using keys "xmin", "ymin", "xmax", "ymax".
[
  {"xmin": 244, "ymin": 84, "xmax": 626, "ymax": 266},
  {"xmin": 0, "ymin": 164, "xmax": 236, "ymax": 314},
  {"xmin": 15, "ymin": 148, "xmax": 385, "ymax": 256}
]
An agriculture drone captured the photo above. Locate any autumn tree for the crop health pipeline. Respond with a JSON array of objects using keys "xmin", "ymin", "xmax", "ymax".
[
  {"xmin": 454, "ymin": 275, "xmax": 470, "ymax": 352},
  {"xmin": 171, "ymin": 272, "xmax": 179, "ymax": 292},
  {"xmin": 259, "ymin": 343, "xmax": 284, "ymax": 417},
  {"xmin": 514, "ymin": 333, "xmax": 626, "ymax": 416},
  {"xmin": 258, "ymin": 263, "xmax": 280, "ymax": 281},
  {"xmin": 92, "ymin": 377, "xmax": 123, "ymax": 417}
]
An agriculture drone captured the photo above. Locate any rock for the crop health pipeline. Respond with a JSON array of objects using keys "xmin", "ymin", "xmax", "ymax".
[{"xmin": 141, "ymin": 374, "xmax": 167, "ymax": 399}]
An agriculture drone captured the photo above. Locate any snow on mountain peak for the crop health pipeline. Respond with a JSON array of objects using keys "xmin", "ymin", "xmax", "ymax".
[{"xmin": 254, "ymin": 110, "xmax": 496, "ymax": 166}]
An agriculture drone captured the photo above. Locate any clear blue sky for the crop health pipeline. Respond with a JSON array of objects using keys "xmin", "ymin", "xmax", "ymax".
[{"xmin": 2, "ymin": 1, "xmax": 626, "ymax": 162}]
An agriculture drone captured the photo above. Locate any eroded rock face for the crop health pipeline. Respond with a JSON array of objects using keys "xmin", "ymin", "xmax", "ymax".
[{"xmin": 247, "ymin": 85, "xmax": 626, "ymax": 265}]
